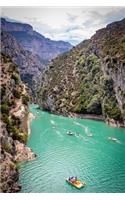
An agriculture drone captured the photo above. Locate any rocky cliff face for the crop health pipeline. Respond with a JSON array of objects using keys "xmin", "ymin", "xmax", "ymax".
[
  {"xmin": 1, "ymin": 18, "xmax": 72, "ymax": 98},
  {"xmin": 0, "ymin": 53, "xmax": 36, "ymax": 192},
  {"xmin": 38, "ymin": 18, "xmax": 125, "ymax": 127},
  {"xmin": 1, "ymin": 18, "xmax": 72, "ymax": 61},
  {"xmin": 0, "ymin": 31, "xmax": 45, "ymax": 97}
]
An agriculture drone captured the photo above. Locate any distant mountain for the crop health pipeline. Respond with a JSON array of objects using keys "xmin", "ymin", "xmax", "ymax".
[
  {"xmin": 1, "ymin": 18, "xmax": 72, "ymax": 62},
  {"xmin": 0, "ymin": 18, "xmax": 72, "ymax": 98},
  {"xmin": 38, "ymin": 18, "xmax": 125, "ymax": 127}
]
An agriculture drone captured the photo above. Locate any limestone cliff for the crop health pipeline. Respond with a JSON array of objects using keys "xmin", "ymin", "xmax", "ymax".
[
  {"xmin": 1, "ymin": 18, "xmax": 72, "ymax": 61},
  {"xmin": 0, "ymin": 53, "xmax": 36, "ymax": 192},
  {"xmin": 1, "ymin": 18, "xmax": 72, "ymax": 99},
  {"xmin": 0, "ymin": 31, "xmax": 45, "ymax": 98},
  {"xmin": 38, "ymin": 18, "xmax": 125, "ymax": 127}
]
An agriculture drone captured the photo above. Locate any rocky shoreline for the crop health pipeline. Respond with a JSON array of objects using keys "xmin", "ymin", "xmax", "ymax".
[
  {"xmin": 70, "ymin": 113, "xmax": 125, "ymax": 127},
  {"xmin": 41, "ymin": 107, "xmax": 125, "ymax": 128},
  {"xmin": 69, "ymin": 113, "xmax": 125, "ymax": 127},
  {"xmin": 15, "ymin": 112, "xmax": 37, "ymax": 162},
  {"xmin": 0, "ymin": 113, "xmax": 36, "ymax": 193},
  {"xmin": 0, "ymin": 54, "xmax": 37, "ymax": 192},
  {"xmin": 68, "ymin": 112, "xmax": 104, "ymax": 121},
  {"xmin": 106, "ymin": 118, "xmax": 125, "ymax": 128},
  {"xmin": 14, "ymin": 140, "xmax": 36, "ymax": 162},
  {"xmin": 28, "ymin": 112, "xmax": 35, "ymax": 135}
]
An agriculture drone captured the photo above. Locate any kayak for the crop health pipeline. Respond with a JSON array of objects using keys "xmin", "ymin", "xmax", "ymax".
[{"xmin": 66, "ymin": 178, "xmax": 86, "ymax": 189}]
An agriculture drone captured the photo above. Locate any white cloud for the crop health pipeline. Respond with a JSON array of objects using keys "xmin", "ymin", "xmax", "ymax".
[{"xmin": 1, "ymin": 7, "xmax": 125, "ymax": 45}]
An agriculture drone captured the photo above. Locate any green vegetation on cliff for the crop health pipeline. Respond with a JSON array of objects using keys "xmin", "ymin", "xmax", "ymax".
[
  {"xmin": 0, "ymin": 53, "xmax": 31, "ymax": 192},
  {"xmin": 38, "ymin": 18, "xmax": 125, "ymax": 127}
]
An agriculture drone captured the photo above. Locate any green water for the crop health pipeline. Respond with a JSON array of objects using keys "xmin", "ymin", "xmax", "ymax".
[{"xmin": 19, "ymin": 104, "xmax": 125, "ymax": 192}]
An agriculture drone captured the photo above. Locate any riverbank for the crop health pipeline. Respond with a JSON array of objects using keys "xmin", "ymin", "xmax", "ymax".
[
  {"xmin": 41, "ymin": 106, "xmax": 125, "ymax": 128},
  {"xmin": 40, "ymin": 106, "xmax": 104, "ymax": 122},
  {"xmin": 69, "ymin": 112, "xmax": 104, "ymax": 121},
  {"xmin": 28, "ymin": 112, "xmax": 35, "ymax": 135},
  {"xmin": 64, "ymin": 112, "xmax": 125, "ymax": 128},
  {"xmin": 14, "ymin": 140, "xmax": 36, "ymax": 162},
  {"xmin": 106, "ymin": 118, "xmax": 125, "ymax": 128},
  {"xmin": 16, "ymin": 111, "xmax": 37, "ymax": 161}
]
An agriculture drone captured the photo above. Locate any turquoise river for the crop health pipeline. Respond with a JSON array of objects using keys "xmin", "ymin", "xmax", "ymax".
[{"xmin": 19, "ymin": 104, "xmax": 125, "ymax": 192}]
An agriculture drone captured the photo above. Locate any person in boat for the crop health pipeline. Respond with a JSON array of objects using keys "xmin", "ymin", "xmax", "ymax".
[
  {"xmin": 68, "ymin": 176, "xmax": 72, "ymax": 181},
  {"xmin": 67, "ymin": 131, "xmax": 73, "ymax": 135},
  {"xmin": 67, "ymin": 131, "xmax": 71, "ymax": 134},
  {"xmin": 69, "ymin": 176, "xmax": 77, "ymax": 183}
]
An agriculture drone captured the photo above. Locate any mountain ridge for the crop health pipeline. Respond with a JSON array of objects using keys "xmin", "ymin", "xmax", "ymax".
[
  {"xmin": 1, "ymin": 18, "xmax": 72, "ymax": 61},
  {"xmin": 0, "ymin": 18, "xmax": 72, "ymax": 98}
]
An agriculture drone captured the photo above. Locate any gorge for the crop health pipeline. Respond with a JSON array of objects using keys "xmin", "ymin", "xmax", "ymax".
[{"xmin": 0, "ymin": 15, "xmax": 125, "ymax": 193}]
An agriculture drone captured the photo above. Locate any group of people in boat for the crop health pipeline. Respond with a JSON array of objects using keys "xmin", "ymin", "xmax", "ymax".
[
  {"xmin": 67, "ymin": 130, "xmax": 93, "ymax": 137},
  {"xmin": 68, "ymin": 176, "xmax": 77, "ymax": 183},
  {"xmin": 108, "ymin": 137, "xmax": 119, "ymax": 143},
  {"xmin": 67, "ymin": 131, "xmax": 80, "ymax": 136}
]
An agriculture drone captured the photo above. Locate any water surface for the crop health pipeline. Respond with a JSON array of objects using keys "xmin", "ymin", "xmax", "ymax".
[{"xmin": 19, "ymin": 104, "xmax": 125, "ymax": 192}]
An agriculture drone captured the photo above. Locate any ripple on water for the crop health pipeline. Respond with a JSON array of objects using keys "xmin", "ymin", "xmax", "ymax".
[{"xmin": 19, "ymin": 104, "xmax": 125, "ymax": 193}]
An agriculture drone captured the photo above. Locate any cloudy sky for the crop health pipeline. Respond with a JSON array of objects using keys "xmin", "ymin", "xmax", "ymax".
[{"xmin": 1, "ymin": 7, "xmax": 125, "ymax": 45}]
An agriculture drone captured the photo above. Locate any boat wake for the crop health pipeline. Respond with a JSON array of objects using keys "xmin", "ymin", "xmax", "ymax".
[
  {"xmin": 108, "ymin": 137, "xmax": 121, "ymax": 144},
  {"xmin": 55, "ymin": 130, "xmax": 63, "ymax": 138},
  {"xmin": 50, "ymin": 120, "xmax": 56, "ymax": 125},
  {"xmin": 73, "ymin": 121, "xmax": 93, "ymax": 137}
]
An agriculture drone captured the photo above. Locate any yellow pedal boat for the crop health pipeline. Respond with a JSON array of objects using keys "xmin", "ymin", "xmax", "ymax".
[{"xmin": 66, "ymin": 177, "xmax": 86, "ymax": 189}]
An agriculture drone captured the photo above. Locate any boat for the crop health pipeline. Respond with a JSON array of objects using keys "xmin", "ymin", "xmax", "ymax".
[
  {"xmin": 66, "ymin": 177, "xmax": 86, "ymax": 189},
  {"xmin": 108, "ymin": 137, "xmax": 118, "ymax": 142},
  {"xmin": 87, "ymin": 133, "xmax": 93, "ymax": 137},
  {"xmin": 67, "ymin": 131, "xmax": 74, "ymax": 136}
]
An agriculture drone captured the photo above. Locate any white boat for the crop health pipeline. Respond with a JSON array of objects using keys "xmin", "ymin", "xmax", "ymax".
[
  {"xmin": 67, "ymin": 131, "xmax": 74, "ymax": 136},
  {"xmin": 88, "ymin": 133, "xmax": 93, "ymax": 137},
  {"xmin": 108, "ymin": 137, "xmax": 118, "ymax": 142}
]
